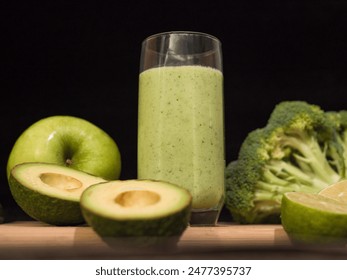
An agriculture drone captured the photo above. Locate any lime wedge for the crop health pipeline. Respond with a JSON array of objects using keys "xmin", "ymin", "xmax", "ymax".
[
  {"xmin": 281, "ymin": 192, "xmax": 347, "ymax": 243},
  {"xmin": 319, "ymin": 180, "xmax": 347, "ymax": 203}
]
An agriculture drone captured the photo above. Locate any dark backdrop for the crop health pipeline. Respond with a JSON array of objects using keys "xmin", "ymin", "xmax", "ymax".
[{"xmin": 1, "ymin": 1, "xmax": 347, "ymax": 221}]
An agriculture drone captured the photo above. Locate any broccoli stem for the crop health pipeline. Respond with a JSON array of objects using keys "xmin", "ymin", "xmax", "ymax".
[
  {"xmin": 281, "ymin": 134, "xmax": 341, "ymax": 184},
  {"xmin": 338, "ymin": 132, "xmax": 347, "ymax": 176},
  {"xmin": 254, "ymin": 189, "xmax": 282, "ymax": 202},
  {"xmin": 257, "ymin": 178, "xmax": 325, "ymax": 194},
  {"xmin": 266, "ymin": 160, "xmax": 327, "ymax": 188},
  {"xmin": 258, "ymin": 159, "xmax": 329, "ymax": 200},
  {"xmin": 268, "ymin": 160, "xmax": 313, "ymax": 184}
]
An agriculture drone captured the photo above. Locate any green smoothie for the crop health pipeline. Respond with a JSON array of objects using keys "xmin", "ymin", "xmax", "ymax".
[{"xmin": 138, "ymin": 65, "xmax": 225, "ymax": 209}]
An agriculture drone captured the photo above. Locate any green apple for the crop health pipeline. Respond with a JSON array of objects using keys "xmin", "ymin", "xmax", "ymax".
[{"xmin": 7, "ymin": 115, "xmax": 121, "ymax": 180}]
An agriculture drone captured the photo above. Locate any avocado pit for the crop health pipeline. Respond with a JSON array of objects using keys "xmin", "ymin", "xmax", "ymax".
[
  {"xmin": 115, "ymin": 190, "xmax": 160, "ymax": 208},
  {"xmin": 40, "ymin": 172, "xmax": 82, "ymax": 191}
]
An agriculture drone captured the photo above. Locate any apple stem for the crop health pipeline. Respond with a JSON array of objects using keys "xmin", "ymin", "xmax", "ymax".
[{"xmin": 65, "ymin": 159, "xmax": 73, "ymax": 166}]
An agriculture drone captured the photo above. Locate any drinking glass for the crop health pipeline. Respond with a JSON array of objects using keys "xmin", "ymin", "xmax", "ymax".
[{"xmin": 138, "ymin": 31, "xmax": 225, "ymax": 225}]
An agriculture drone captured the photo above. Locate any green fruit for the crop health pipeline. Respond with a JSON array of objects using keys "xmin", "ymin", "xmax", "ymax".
[
  {"xmin": 319, "ymin": 179, "xmax": 347, "ymax": 203},
  {"xmin": 7, "ymin": 115, "xmax": 121, "ymax": 181},
  {"xmin": 281, "ymin": 192, "xmax": 347, "ymax": 243},
  {"xmin": 80, "ymin": 180, "xmax": 192, "ymax": 240},
  {"xmin": 9, "ymin": 162, "xmax": 106, "ymax": 225}
]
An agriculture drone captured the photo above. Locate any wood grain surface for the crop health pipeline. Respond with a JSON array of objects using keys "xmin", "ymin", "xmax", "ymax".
[{"xmin": 0, "ymin": 222, "xmax": 346, "ymax": 259}]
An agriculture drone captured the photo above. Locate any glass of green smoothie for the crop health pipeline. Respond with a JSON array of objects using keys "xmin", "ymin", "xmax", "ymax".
[{"xmin": 138, "ymin": 31, "xmax": 225, "ymax": 226}]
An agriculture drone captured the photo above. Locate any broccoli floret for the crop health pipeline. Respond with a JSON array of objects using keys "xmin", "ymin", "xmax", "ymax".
[{"xmin": 225, "ymin": 101, "xmax": 345, "ymax": 224}]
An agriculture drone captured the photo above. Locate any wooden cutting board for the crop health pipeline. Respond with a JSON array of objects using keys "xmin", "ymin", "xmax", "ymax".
[{"xmin": 0, "ymin": 221, "xmax": 345, "ymax": 259}]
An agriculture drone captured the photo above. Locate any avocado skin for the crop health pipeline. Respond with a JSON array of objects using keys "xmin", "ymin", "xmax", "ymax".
[
  {"xmin": 81, "ymin": 202, "xmax": 192, "ymax": 238},
  {"xmin": 9, "ymin": 174, "xmax": 84, "ymax": 226}
]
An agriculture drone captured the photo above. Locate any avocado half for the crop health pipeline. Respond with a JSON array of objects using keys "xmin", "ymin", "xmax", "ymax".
[
  {"xmin": 80, "ymin": 180, "xmax": 192, "ymax": 238},
  {"xmin": 9, "ymin": 162, "xmax": 106, "ymax": 225}
]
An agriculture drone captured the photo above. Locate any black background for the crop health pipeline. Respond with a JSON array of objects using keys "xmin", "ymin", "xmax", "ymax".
[{"xmin": 1, "ymin": 0, "xmax": 347, "ymax": 221}]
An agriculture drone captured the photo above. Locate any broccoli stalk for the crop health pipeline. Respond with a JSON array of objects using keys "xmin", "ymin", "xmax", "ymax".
[
  {"xmin": 327, "ymin": 110, "xmax": 347, "ymax": 177},
  {"xmin": 273, "ymin": 131, "xmax": 340, "ymax": 184},
  {"xmin": 225, "ymin": 101, "xmax": 345, "ymax": 224}
]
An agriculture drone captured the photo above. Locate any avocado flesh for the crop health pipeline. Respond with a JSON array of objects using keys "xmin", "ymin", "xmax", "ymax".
[
  {"xmin": 80, "ymin": 180, "xmax": 192, "ymax": 238},
  {"xmin": 9, "ymin": 162, "xmax": 106, "ymax": 225}
]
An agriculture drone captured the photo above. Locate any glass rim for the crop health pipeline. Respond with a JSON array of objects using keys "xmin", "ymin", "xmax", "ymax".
[{"xmin": 142, "ymin": 31, "xmax": 221, "ymax": 45}]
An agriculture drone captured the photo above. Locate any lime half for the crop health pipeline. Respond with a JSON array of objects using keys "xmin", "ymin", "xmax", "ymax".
[
  {"xmin": 319, "ymin": 180, "xmax": 347, "ymax": 203},
  {"xmin": 281, "ymin": 192, "xmax": 347, "ymax": 243}
]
